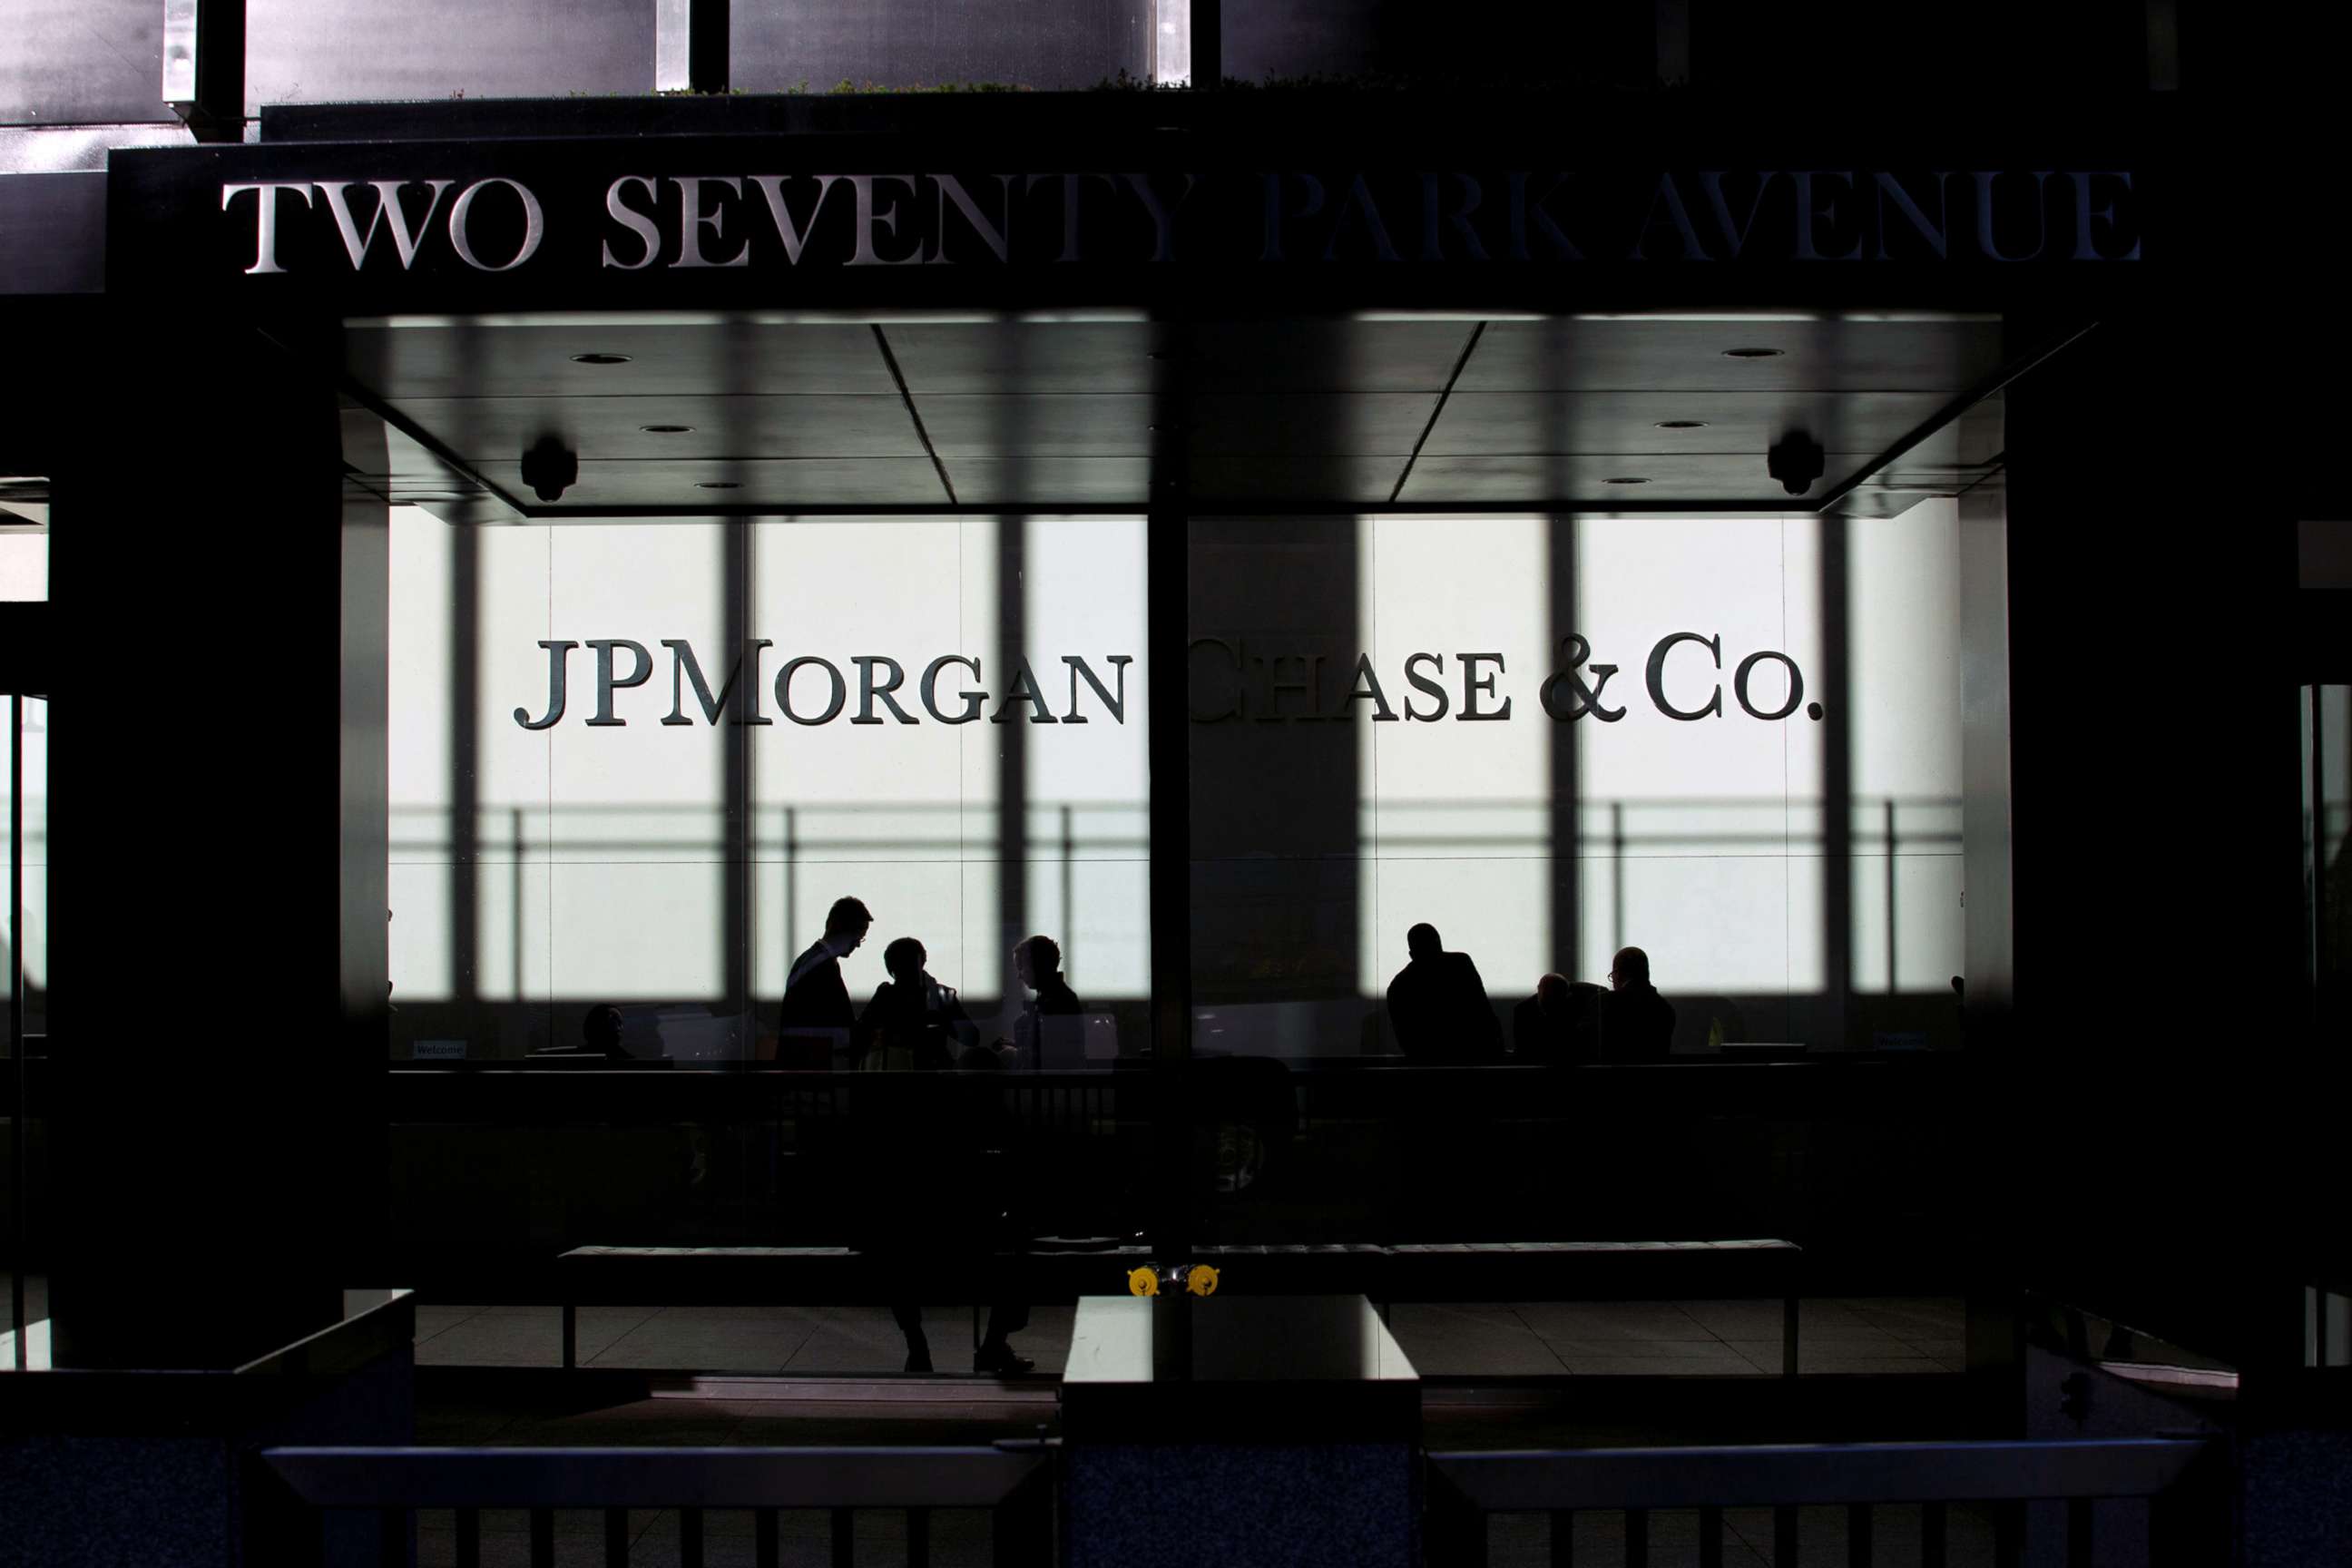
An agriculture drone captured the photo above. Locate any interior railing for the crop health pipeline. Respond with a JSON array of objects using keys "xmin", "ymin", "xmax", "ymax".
[
  {"xmin": 253, "ymin": 1442, "xmax": 1054, "ymax": 1568},
  {"xmin": 1426, "ymin": 1436, "xmax": 2220, "ymax": 1568}
]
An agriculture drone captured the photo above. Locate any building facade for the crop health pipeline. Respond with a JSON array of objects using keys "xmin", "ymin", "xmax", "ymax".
[{"xmin": 2, "ymin": 1, "xmax": 2347, "ymax": 1561}]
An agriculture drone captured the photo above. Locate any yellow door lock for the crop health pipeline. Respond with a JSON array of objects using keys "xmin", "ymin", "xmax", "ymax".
[{"xmin": 1125, "ymin": 1263, "xmax": 1220, "ymax": 1297}]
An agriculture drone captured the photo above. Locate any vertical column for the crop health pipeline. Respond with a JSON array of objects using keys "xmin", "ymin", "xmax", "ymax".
[
  {"xmin": 10, "ymin": 691, "xmax": 23, "ymax": 1370},
  {"xmin": 656, "ymin": 0, "xmax": 731, "ymax": 94},
  {"xmin": 1145, "ymin": 328, "xmax": 1192, "ymax": 1268},
  {"xmin": 997, "ymin": 514, "xmax": 1030, "ymax": 1006},
  {"xmin": 722, "ymin": 522, "xmax": 750, "ymax": 1034},
  {"xmin": 50, "ymin": 316, "xmax": 377, "ymax": 1367},
  {"xmin": 1147, "ymin": 494, "xmax": 1194, "ymax": 1259},
  {"xmin": 449, "ymin": 520, "xmax": 478, "ymax": 1016},
  {"xmin": 1652, "ymin": 0, "xmax": 1690, "ymax": 83},
  {"xmin": 1546, "ymin": 525, "xmax": 1580, "ymax": 976},
  {"xmin": 1814, "ymin": 514, "xmax": 1852, "ymax": 1050},
  {"xmin": 162, "ymin": 0, "xmax": 248, "ymax": 142},
  {"xmin": 1544, "ymin": 318, "xmax": 1581, "ymax": 982},
  {"xmin": 720, "ymin": 324, "xmax": 754, "ymax": 1038},
  {"xmin": 1189, "ymin": 0, "xmax": 1220, "ymax": 87},
  {"xmin": 1958, "ymin": 466, "xmax": 2014, "ymax": 1025},
  {"xmin": 992, "ymin": 326, "xmax": 1031, "ymax": 1018},
  {"xmin": 339, "ymin": 408, "xmax": 394, "ymax": 1251}
]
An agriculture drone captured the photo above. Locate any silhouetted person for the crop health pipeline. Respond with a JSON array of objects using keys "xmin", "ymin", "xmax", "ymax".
[
  {"xmin": 1594, "ymin": 946, "xmax": 1676, "ymax": 1063},
  {"xmin": 534, "ymin": 1004, "xmax": 632, "ymax": 1061},
  {"xmin": 854, "ymin": 937, "xmax": 975, "ymax": 1072},
  {"xmin": 1513, "ymin": 973, "xmax": 1598, "ymax": 1063},
  {"xmin": 1003, "ymin": 934, "xmax": 1083, "ymax": 1068},
  {"xmin": 1387, "ymin": 923, "xmax": 1504, "ymax": 1062},
  {"xmin": 583, "ymin": 1004, "xmax": 632, "ymax": 1061},
  {"xmin": 844, "ymin": 938, "xmax": 1029, "ymax": 1374},
  {"xmin": 780, "ymin": 896, "xmax": 871, "ymax": 1067}
]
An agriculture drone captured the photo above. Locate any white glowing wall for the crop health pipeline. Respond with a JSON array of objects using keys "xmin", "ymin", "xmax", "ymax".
[
  {"xmin": 387, "ymin": 501, "xmax": 1958, "ymax": 1052},
  {"xmin": 1353, "ymin": 504, "xmax": 1963, "ymax": 1035},
  {"xmin": 387, "ymin": 509, "xmax": 1150, "ymax": 1046}
]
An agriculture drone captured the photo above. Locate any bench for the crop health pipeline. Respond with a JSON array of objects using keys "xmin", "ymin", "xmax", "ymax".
[{"xmin": 555, "ymin": 1238, "xmax": 1801, "ymax": 1374}]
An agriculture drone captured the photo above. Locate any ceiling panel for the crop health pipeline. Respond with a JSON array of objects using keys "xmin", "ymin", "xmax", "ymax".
[
  {"xmin": 1396, "ymin": 452, "xmax": 1887, "ymax": 505},
  {"xmin": 882, "ymin": 322, "xmax": 1158, "ymax": 395},
  {"xmin": 345, "ymin": 313, "xmax": 2016, "ymax": 514},
  {"xmin": 1422, "ymin": 391, "xmax": 1956, "ymax": 458},
  {"xmin": 1187, "ymin": 454, "xmax": 1409, "ymax": 505},
  {"xmin": 1829, "ymin": 485, "xmax": 1977, "ymax": 521},
  {"xmin": 916, "ymin": 392, "xmax": 1443, "ymax": 457},
  {"xmin": 916, "ymin": 395, "xmax": 1154, "ymax": 457},
  {"xmin": 391, "ymin": 395, "xmax": 926, "ymax": 462},
  {"xmin": 1184, "ymin": 320, "xmax": 1478, "ymax": 393},
  {"xmin": 1458, "ymin": 318, "xmax": 2008, "ymax": 394},
  {"xmin": 1187, "ymin": 393, "xmax": 1439, "ymax": 456},
  {"xmin": 347, "ymin": 322, "xmax": 898, "ymax": 398},
  {"xmin": 505, "ymin": 457, "xmax": 951, "ymax": 509},
  {"xmin": 943, "ymin": 457, "xmax": 1152, "ymax": 506}
]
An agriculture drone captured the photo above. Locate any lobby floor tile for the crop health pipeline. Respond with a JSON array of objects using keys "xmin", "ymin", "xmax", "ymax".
[{"xmin": 1512, "ymin": 1300, "xmax": 1717, "ymax": 1343}]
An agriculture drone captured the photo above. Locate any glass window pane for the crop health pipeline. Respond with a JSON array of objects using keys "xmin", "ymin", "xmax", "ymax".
[
  {"xmin": 392, "ymin": 502, "xmax": 1151, "ymax": 1377},
  {"xmin": 1185, "ymin": 505, "xmax": 1968, "ymax": 1252}
]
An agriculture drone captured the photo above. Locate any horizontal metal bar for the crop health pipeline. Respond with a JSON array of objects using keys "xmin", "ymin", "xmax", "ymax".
[
  {"xmin": 513, "ymin": 501, "xmax": 1807, "ymax": 521},
  {"xmin": 260, "ymin": 1446, "xmax": 1043, "ymax": 1510},
  {"xmin": 1427, "ymin": 1439, "xmax": 2210, "ymax": 1514}
]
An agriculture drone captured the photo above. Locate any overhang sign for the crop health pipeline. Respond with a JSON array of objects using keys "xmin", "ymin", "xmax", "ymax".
[{"xmin": 210, "ymin": 165, "xmax": 2142, "ymax": 279}]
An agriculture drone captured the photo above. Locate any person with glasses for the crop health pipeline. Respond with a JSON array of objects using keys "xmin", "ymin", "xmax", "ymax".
[{"xmin": 1595, "ymin": 946, "xmax": 1676, "ymax": 1063}]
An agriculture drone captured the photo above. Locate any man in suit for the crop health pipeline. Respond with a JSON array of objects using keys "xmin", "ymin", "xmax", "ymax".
[
  {"xmin": 1386, "ymin": 923, "xmax": 1504, "ymax": 1062},
  {"xmin": 779, "ymin": 896, "xmax": 871, "ymax": 1067},
  {"xmin": 1005, "ymin": 934, "xmax": 1083, "ymax": 1067},
  {"xmin": 1595, "ymin": 946, "xmax": 1677, "ymax": 1062}
]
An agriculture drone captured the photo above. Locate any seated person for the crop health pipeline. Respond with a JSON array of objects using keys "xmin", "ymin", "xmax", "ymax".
[
  {"xmin": 535, "ymin": 1004, "xmax": 632, "ymax": 1061},
  {"xmin": 1593, "ymin": 946, "xmax": 1676, "ymax": 1063},
  {"xmin": 1387, "ymin": 923, "xmax": 1505, "ymax": 1062},
  {"xmin": 853, "ymin": 937, "xmax": 975, "ymax": 1072},
  {"xmin": 582, "ymin": 1003, "xmax": 632, "ymax": 1060},
  {"xmin": 1512, "ymin": 973, "xmax": 1599, "ymax": 1063}
]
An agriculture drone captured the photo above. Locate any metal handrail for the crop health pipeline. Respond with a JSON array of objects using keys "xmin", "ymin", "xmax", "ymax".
[
  {"xmin": 260, "ymin": 1445, "xmax": 1045, "ymax": 1510},
  {"xmin": 1428, "ymin": 1437, "xmax": 2210, "ymax": 1513}
]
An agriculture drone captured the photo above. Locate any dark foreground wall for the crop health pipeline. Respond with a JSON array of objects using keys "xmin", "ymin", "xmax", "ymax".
[{"xmin": 2000, "ymin": 307, "xmax": 2313, "ymax": 1377}]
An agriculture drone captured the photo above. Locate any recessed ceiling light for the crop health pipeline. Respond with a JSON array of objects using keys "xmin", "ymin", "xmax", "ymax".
[
  {"xmin": 1654, "ymin": 420, "xmax": 1710, "ymax": 429},
  {"xmin": 1602, "ymin": 476, "xmax": 1650, "ymax": 485},
  {"xmin": 1720, "ymin": 347, "xmax": 1786, "ymax": 359},
  {"xmin": 570, "ymin": 353, "xmax": 632, "ymax": 365},
  {"xmin": 639, "ymin": 424, "xmax": 695, "ymax": 434},
  {"xmin": 696, "ymin": 481, "xmax": 740, "ymax": 490}
]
